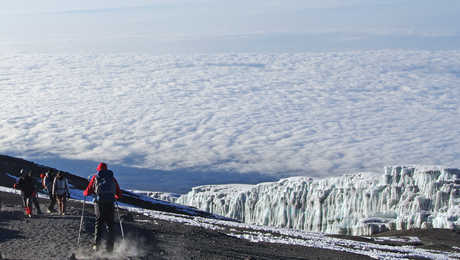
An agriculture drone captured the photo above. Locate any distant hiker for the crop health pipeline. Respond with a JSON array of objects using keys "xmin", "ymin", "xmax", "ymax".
[
  {"xmin": 52, "ymin": 171, "xmax": 70, "ymax": 215},
  {"xmin": 42, "ymin": 170, "xmax": 57, "ymax": 213},
  {"xmin": 83, "ymin": 162, "xmax": 122, "ymax": 252},
  {"xmin": 23, "ymin": 169, "xmax": 42, "ymax": 215},
  {"xmin": 14, "ymin": 169, "xmax": 41, "ymax": 217}
]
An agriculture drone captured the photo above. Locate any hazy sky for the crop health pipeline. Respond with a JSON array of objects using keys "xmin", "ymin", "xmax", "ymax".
[{"xmin": 1, "ymin": 0, "xmax": 459, "ymax": 53}]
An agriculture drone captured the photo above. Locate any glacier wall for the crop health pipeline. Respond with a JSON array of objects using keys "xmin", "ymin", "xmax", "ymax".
[{"xmin": 177, "ymin": 166, "xmax": 460, "ymax": 235}]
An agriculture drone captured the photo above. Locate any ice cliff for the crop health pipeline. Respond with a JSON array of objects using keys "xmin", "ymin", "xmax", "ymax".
[
  {"xmin": 177, "ymin": 166, "xmax": 460, "ymax": 235},
  {"xmin": 129, "ymin": 190, "xmax": 181, "ymax": 203}
]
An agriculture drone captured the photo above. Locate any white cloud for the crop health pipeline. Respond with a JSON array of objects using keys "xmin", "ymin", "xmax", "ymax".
[{"xmin": 1, "ymin": 50, "xmax": 460, "ymax": 183}]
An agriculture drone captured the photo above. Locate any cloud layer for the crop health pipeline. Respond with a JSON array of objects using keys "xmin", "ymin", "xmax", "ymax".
[{"xmin": 1, "ymin": 50, "xmax": 460, "ymax": 182}]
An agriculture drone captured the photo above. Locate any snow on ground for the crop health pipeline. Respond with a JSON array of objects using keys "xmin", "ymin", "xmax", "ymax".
[
  {"xmin": 370, "ymin": 236, "xmax": 421, "ymax": 243},
  {"xmin": 1, "ymin": 51, "xmax": 460, "ymax": 192}
]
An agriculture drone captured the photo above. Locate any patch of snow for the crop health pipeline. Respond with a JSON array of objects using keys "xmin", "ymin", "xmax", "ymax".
[{"xmin": 370, "ymin": 236, "xmax": 422, "ymax": 243}]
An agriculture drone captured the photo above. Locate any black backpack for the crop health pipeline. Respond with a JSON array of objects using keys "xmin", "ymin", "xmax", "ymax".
[
  {"xmin": 93, "ymin": 170, "xmax": 116, "ymax": 203},
  {"xmin": 17, "ymin": 176, "xmax": 35, "ymax": 195}
]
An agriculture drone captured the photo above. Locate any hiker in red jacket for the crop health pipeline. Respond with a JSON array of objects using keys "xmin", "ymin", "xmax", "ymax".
[{"xmin": 83, "ymin": 162, "xmax": 122, "ymax": 252}]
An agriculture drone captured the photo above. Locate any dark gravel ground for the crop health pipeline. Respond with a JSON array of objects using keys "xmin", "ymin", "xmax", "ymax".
[{"xmin": 0, "ymin": 191, "xmax": 373, "ymax": 260}]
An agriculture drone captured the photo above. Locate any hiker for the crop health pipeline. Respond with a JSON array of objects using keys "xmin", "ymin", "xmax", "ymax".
[
  {"xmin": 14, "ymin": 169, "xmax": 41, "ymax": 217},
  {"xmin": 83, "ymin": 162, "xmax": 122, "ymax": 252},
  {"xmin": 42, "ymin": 170, "xmax": 57, "ymax": 213},
  {"xmin": 52, "ymin": 171, "xmax": 70, "ymax": 215}
]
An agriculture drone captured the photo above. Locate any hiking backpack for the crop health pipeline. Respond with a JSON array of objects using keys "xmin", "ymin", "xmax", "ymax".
[
  {"xmin": 54, "ymin": 178, "xmax": 68, "ymax": 195},
  {"xmin": 93, "ymin": 170, "xmax": 116, "ymax": 203}
]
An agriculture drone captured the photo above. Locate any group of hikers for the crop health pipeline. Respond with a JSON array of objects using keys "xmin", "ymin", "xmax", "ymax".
[
  {"xmin": 12, "ymin": 162, "xmax": 122, "ymax": 252},
  {"xmin": 13, "ymin": 168, "xmax": 70, "ymax": 216}
]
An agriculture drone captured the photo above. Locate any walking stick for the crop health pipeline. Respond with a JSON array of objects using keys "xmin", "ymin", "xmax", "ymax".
[
  {"xmin": 115, "ymin": 201, "xmax": 125, "ymax": 240},
  {"xmin": 77, "ymin": 196, "xmax": 87, "ymax": 248}
]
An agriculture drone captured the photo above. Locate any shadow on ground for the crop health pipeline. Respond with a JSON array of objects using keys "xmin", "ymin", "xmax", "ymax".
[{"xmin": 0, "ymin": 211, "xmax": 25, "ymax": 242}]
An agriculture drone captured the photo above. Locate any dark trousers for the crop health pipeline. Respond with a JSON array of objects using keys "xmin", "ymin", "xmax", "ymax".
[
  {"xmin": 22, "ymin": 194, "xmax": 41, "ymax": 214},
  {"xmin": 94, "ymin": 202, "xmax": 115, "ymax": 251},
  {"xmin": 32, "ymin": 195, "xmax": 41, "ymax": 214},
  {"xmin": 47, "ymin": 191, "xmax": 56, "ymax": 211},
  {"xmin": 21, "ymin": 194, "xmax": 34, "ymax": 214},
  {"xmin": 21, "ymin": 191, "xmax": 41, "ymax": 213},
  {"xmin": 21, "ymin": 194, "xmax": 31, "ymax": 209}
]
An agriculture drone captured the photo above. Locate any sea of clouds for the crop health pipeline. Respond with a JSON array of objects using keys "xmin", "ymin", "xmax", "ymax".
[{"xmin": 1, "ymin": 50, "xmax": 460, "ymax": 191}]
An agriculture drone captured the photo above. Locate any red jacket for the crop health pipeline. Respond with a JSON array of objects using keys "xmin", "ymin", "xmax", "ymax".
[{"xmin": 83, "ymin": 172, "xmax": 122, "ymax": 200}]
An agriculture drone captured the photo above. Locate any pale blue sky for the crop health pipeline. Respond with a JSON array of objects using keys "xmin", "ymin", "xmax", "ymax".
[{"xmin": 1, "ymin": 0, "xmax": 460, "ymax": 53}]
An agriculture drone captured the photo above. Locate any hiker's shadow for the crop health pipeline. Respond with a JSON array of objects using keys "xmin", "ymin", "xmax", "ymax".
[
  {"xmin": 0, "ymin": 211, "xmax": 25, "ymax": 242},
  {"xmin": 80, "ymin": 215, "xmax": 121, "ymax": 238},
  {"xmin": 81, "ymin": 216, "xmax": 161, "ymax": 245},
  {"xmin": 0, "ymin": 226, "xmax": 24, "ymax": 242}
]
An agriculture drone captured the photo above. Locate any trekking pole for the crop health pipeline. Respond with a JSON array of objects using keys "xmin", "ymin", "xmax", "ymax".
[
  {"xmin": 115, "ymin": 201, "xmax": 125, "ymax": 240},
  {"xmin": 77, "ymin": 196, "xmax": 87, "ymax": 248}
]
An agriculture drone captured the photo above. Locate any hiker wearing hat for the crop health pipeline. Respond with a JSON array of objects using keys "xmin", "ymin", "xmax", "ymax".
[
  {"xmin": 52, "ymin": 171, "xmax": 70, "ymax": 215},
  {"xmin": 83, "ymin": 162, "xmax": 122, "ymax": 252},
  {"xmin": 14, "ymin": 169, "xmax": 41, "ymax": 217},
  {"xmin": 42, "ymin": 170, "xmax": 57, "ymax": 213}
]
